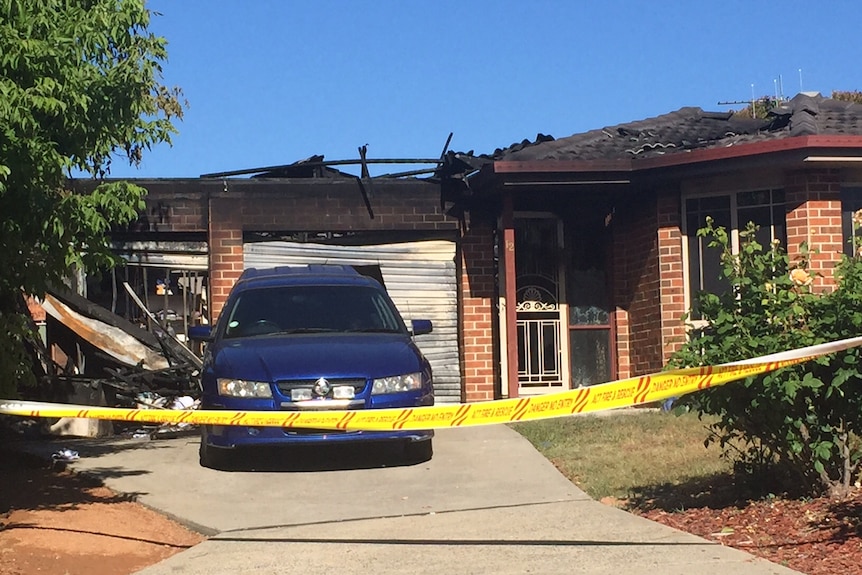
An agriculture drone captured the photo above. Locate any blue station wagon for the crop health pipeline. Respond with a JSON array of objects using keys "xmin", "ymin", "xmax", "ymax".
[{"xmin": 191, "ymin": 265, "xmax": 435, "ymax": 468}]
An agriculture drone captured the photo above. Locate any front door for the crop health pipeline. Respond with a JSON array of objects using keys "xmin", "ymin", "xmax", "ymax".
[{"xmin": 514, "ymin": 215, "xmax": 569, "ymax": 395}]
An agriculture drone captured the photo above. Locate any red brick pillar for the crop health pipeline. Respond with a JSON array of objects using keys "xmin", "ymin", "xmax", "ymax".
[
  {"xmin": 657, "ymin": 191, "xmax": 687, "ymax": 361},
  {"xmin": 614, "ymin": 195, "xmax": 662, "ymax": 377},
  {"xmin": 208, "ymin": 196, "xmax": 244, "ymax": 321},
  {"xmin": 460, "ymin": 215, "xmax": 497, "ymax": 402},
  {"xmin": 611, "ymin": 221, "xmax": 631, "ymax": 378},
  {"xmin": 785, "ymin": 169, "xmax": 843, "ymax": 292}
]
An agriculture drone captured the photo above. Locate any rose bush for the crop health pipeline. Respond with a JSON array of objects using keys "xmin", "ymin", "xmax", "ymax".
[{"xmin": 671, "ymin": 217, "xmax": 862, "ymax": 497}]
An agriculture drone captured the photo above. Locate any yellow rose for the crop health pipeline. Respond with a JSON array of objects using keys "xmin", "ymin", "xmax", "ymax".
[{"xmin": 790, "ymin": 268, "xmax": 812, "ymax": 286}]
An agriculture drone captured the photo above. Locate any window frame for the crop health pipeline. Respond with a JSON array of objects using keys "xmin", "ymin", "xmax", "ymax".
[
  {"xmin": 841, "ymin": 186, "xmax": 862, "ymax": 256},
  {"xmin": 681, "ymin": 188, "xmax": 787, "ymax": 321}
]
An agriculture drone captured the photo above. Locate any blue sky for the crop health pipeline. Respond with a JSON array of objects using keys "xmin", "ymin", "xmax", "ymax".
[{"xmin": 114, "ymin": 0, "xmax": 862, "ymax": 178}]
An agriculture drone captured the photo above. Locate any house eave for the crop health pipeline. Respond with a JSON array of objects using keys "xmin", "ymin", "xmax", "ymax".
[
  {"xmin": 637, "ymin": 135, "xmax": 862, "ymax": 170},
  {"xmin": 492, "ymin": 158, "xmax": 634, "ymax": 174}
]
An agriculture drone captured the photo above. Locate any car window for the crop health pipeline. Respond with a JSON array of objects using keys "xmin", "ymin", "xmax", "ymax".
[{"xmin": 222, "ymin": 285, "xmax": 405, "ymax": 338}]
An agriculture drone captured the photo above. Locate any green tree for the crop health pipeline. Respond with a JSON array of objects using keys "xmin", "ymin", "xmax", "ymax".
[
  {"xmin": 671, "ymin": 219, "xmax": 862, "ymax": 497},
  {"xmin": 0, "ymin": 0, "xmax": 184, "ymax": 397},
  {"xmin": 732, "ymin": 96, "xmax": 781, "ymax": 120},
  {"xmin": 832, "ymin": 90, "xmax": 862, "ymax": 104}
]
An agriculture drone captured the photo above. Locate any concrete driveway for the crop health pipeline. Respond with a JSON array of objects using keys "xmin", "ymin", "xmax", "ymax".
[{"xmin": 36, "ymin": 424, "xmax": 800, "ymax": 575}]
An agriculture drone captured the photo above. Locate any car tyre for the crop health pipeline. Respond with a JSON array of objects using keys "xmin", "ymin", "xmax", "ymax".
[
  {"xmin": 199, "ymin": 437, "xmax": 231, "ymax": 469},
  {"xmin": 404, "ymin": 438, "xmax": 433, "ymax": 462}
]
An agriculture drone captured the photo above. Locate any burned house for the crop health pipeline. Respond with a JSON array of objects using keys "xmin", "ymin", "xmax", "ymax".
[{"xmin": 47, "ymin": 92, "xmax": 862, "ymax": 407}]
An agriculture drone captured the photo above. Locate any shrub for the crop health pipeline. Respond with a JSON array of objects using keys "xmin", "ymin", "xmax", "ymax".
[{"xmin": 671, "ymin": 218, "xmax": 862, "ymax": 497}]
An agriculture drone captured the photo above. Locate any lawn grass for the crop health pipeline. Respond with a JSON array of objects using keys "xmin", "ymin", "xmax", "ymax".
[{"xmin": 511, "ymin": 409, "xmax": 732, "ymax": 503}]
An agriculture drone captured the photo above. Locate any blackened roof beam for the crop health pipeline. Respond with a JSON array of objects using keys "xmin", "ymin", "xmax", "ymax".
[{"xmin": 201, "ymin": 157, "xmax": 444, "ymax": 179}]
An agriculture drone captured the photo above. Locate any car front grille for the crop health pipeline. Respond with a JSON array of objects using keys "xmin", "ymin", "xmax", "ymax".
[
  {"xmin": 276, "ymin": 378, "xmax": 369, "ymax": 436},
  {"xmin": 276, "ymin": 377, "xmax": 367, "ymax": 395}
]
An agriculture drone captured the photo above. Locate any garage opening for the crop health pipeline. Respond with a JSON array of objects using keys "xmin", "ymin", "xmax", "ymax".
[{"xmin": 243, "ymin": 236, "xmax": 461, "ymax": 403}]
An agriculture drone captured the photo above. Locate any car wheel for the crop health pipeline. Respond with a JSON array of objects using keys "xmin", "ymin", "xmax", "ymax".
[
  {"xmin": 404, "ymin": 438, "xmax": 433, "ymax": 462},
  {"xmin": 199, "ymin": 436, "xmax": 231, "ymax": 469}
]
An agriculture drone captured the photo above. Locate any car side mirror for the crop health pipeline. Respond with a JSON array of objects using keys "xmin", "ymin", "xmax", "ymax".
[
  {"xmin": 410, "ymin": 319, "xmax": 433, "ymax": 336},
  {"xmin": 188, "ymin": 325, "xmax": 214, "ymax": 342}
]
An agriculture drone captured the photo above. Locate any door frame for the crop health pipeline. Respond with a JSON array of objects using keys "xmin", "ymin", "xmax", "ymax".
[{"xmin": 498, "ymin": 210, "xmax": 570, "ymax": 397}]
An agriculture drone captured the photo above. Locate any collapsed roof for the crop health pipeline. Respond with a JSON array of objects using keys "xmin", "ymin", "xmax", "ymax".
[{"xmin": 40, "ymin": 286, "xmax": 202, "ymax": 401}]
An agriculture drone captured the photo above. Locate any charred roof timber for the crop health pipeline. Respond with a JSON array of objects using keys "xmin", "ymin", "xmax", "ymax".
[
  {"xmin": 200, "ymin": 156, "xmax": 445, "ymax": 180},
  {"xmin": 201, "ymin": 155, "xmax": 448, "ymax": 220},
  {"xmin": 198, "ymin": 134, "xmax": 491, "ymax": 221}
]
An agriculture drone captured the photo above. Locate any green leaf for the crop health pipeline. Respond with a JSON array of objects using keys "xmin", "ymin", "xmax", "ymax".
[{"xmin": 0, "ymin": 0, "xmax": 185, "ymax": 399}]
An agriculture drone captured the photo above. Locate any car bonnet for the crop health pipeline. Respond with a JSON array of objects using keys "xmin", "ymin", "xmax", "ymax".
[{"xmin": 210, "ymin": 333, "xmax": 425, "ymax": 383}]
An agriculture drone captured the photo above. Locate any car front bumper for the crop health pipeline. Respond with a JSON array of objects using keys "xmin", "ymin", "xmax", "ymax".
[
  {"xmin": 200, "ymin": 390, "xmax": 434, "ymax": 449},
  {"xmin": 202, "ymin": 423, "xmax": 433, "ymax": 449}
]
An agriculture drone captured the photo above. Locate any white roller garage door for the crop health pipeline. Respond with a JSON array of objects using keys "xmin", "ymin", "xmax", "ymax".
[{"xmin": 243, "ymin": 240, "xmax": 461, "ymax": 403}]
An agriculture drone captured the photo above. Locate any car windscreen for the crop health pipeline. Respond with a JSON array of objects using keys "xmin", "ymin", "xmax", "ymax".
[{"xmin": 222, "ymin": 284, "xmax": 406, "ymax": 339}]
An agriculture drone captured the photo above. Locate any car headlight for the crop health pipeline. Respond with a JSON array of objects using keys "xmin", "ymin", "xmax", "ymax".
[
  {"xmin": 217, "ymin": 378, "xmax": 273, "ymax": 398},
  {"xmin": 372, "ymin": 372, "xmax": 423, "ymax": 395}
]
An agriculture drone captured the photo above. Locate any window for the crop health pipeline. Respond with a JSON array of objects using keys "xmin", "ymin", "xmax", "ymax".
[
  {"xmin": 684, "ymin": 189, "xmax": 786, "ymax": 317},
  {"xmin": 223, "ymin": 285, "xmax": 404, "ymax": 338},
  {"xmin": 841, "ymin": 187, "xmax": 862, "ymax": 256}
]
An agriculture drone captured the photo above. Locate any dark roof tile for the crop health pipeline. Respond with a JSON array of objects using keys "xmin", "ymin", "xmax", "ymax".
[{"xmin": 489, "ymin": 93, "xmax": 862, "ymax": 163}]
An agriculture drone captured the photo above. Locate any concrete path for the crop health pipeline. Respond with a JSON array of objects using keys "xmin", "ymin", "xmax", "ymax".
[{"xmin": 32, "ymin": 424, "xmax": 801, "ymax": 575}]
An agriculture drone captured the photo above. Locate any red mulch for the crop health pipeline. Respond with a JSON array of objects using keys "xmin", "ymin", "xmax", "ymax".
[{"xmin": 627, "ymin": 481, "xmax": 862, "ymax": 575}]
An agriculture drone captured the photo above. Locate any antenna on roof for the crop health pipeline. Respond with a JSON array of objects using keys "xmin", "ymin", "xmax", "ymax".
[
  {"xmin": 771, "ymin": 75, "xmax": 786, "ymax": 102},
  {"xmin": 751, "ymin": 84, "xmax": 756, "ymax": 116},
  {"xmin": 798, "ymin": 68, "xmax": 803, "ymax": 93},
  {"xmin": 716, "ymin": 83, "xmax": 771, "ymax": 118}
]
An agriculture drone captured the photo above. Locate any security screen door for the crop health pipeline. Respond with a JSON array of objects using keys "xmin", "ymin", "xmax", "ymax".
[{"xmin": 515, "ymin": 215, "xmax": 568, "ymax": 394}]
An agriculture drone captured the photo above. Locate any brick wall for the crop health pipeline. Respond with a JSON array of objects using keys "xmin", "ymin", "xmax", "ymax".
[
  {"xmin": 135, "ymin": 179, "xmax": 459, "ymax": 319},
  {"xmin": 611, "ymin": 214, "xmax": 630, "ymax": 379},
  {"xmin": 656, "ymin": 190, "xmax": 687, "ymax": 361},
  {"xmin": 612, "ymin": 307, "xmax": 631, "ymax": 379},
  {"xmin": 224, "ymin": 181, "xmax": 454, "ymax": 231},
  {"xmin": 785, "ymin": 169, "xmax": 843, "ymax": 291},
  {"xmin": 138, "ymin": 181, "xmax": 208, "ymax": 232},
  {"xmin": 459, "ymin": 215, "xmax": 497, "ymax": 402},
  {"xmin": 207, "ymin": 196, "xmax": 243, "ymax": 320},
  {"xmin": 615, "ymin": 193, "xmax": 665, "ymax": 376}
]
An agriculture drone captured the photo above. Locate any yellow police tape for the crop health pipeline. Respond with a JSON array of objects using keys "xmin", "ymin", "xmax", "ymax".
[{"xmin": 3, "ymin": 336, "xmax": 862, "ymax": 431}]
